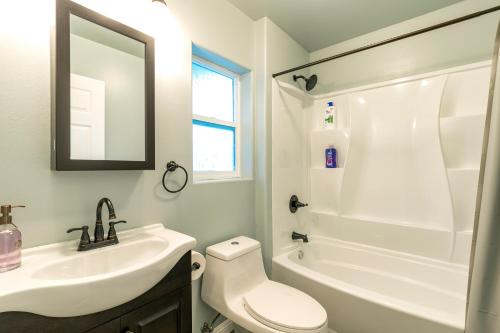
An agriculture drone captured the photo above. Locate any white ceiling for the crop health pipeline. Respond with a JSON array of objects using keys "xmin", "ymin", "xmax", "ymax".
[{"xmin": 226, "ymin": 0, "xmax": 463, "ymax": 51}]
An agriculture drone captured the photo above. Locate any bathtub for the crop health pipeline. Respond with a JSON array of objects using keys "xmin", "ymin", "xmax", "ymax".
[{"xmin": 272, "ymin": 237, "xmax": 468, "ymax": 333}]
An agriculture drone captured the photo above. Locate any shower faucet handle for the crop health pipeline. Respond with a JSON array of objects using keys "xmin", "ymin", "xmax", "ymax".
[{"xmin": 289, "ymin": 195, "xmax": 308, "ymax": 213}]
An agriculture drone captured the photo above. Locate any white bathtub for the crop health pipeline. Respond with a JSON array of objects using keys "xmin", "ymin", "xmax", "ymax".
[{"xmin": 272, "ymin": 237, "xmax": 468, "ymax": 333}]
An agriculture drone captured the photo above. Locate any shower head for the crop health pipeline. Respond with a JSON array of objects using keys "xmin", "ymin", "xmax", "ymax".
[{"xmin": 293, "ymin": 74, "xmax": 318, "ymax": 91}]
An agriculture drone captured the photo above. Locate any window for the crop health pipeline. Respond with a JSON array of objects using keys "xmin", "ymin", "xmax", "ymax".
[{"xmin": 192, "ymin": 57, "xmax": 240, "ymax": 181}]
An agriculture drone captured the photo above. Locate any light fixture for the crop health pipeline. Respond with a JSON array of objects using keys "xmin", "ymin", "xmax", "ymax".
[{"xmin": 152, "ymin": 0, "xmax": 167, "ymax": 6}]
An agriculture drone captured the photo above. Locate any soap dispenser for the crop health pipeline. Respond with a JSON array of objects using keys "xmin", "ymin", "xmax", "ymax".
[{"xmin": 0, "ymin": 205, "xmax": 24, "ymax": 272}]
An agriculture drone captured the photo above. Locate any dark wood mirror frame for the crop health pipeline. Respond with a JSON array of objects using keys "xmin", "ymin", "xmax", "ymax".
[{"xmin": 53, "ymin": 0, "xmax": 155, "ymax": 170}]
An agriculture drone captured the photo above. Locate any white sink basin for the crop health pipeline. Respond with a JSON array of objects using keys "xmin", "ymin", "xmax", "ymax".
[
  {"xmin": 0, "ymin": 224, "xmax": 196, "ymax": 317},
  {"xmin": 32, "ymin": 238, "xmax": 169, "ymax": 280}
]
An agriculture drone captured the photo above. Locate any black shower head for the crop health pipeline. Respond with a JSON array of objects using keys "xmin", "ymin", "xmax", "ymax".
[{"xmin": 293, "ymin": 74, "xmax": 318, "ymax": 91}]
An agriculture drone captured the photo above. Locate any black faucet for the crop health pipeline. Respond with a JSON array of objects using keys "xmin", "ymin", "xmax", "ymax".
[
  {"xmin": 95, "ymin": 198, "xmax": 116, "ymax": 242},
  {"xmin": 292, "ymin": 231, "xmax": 309, "ymax": 243},
  {"xmin": 289, "ymin": 195, "xmax": 308, "ymax": 213},
  {"xmin": 67, "ymin": 198, "xmax": 126, "ymax": 251}
]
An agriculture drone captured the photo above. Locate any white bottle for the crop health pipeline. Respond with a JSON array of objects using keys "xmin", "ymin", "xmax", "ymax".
[{"xmin": 324, "ymin": 101, "xmax": 336, "ymax": 129}]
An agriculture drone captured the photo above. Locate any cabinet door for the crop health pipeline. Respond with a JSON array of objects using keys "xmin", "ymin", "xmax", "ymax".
[
  {"xmin": 121, "ymin": 290, "xmax": 184, "ymax": 333},
  {"xmin": 86, "ymin": 319, "xmax": 120, "ymax": 333}
]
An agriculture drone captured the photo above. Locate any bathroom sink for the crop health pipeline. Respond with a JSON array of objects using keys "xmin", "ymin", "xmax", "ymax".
[
  {"xmin": 32, "ymin": 238, "xmax": 169, "ymax": 280},
  {"xmin": 0, "ymin": 224, "xmax": 196, "ymax": 317}
]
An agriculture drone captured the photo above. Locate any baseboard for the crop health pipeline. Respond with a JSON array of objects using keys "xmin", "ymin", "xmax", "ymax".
[{"xmin": 213, "ymin": 319, "xmax": 235, "ymax": 333}]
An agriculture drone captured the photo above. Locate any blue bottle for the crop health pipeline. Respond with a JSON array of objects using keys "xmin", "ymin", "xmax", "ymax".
[{"xmin": 325, "ymin": 147, "xmax": 337, "ymax": 168}]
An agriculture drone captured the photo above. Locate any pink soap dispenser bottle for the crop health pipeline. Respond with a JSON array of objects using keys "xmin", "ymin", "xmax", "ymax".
[{"xmin": 0, "ymin": 205, "xmax": 25, "ymax": 273}]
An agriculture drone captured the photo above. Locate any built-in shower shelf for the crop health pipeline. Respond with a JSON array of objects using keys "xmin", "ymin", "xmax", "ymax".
[
  {"xmin": 310, "ymin": 129, "xmax": 350, "ymax": 168},
  {"xmin": 310, "ymin": 167, "xmax": 344, "ymax": 171},
  {"xmin": 339, "ymin": 214, "xmax": 451, "ymax": 232},
  {"xmin": 309, "ymin": 210, "xmax": 452, "ymax": 233},
  {"xmin": 440, "ymin": 113, "xmax": 486, "ymax": 169},
  {"xmin": 440, "ymin": 113, "xmax": 486, "ymax": 121},
  {"xmin": 447, "ymin": 167, "xmax": 480, "ymax": 172},
  {"xmin": 309, "ymin": 209, "xmax": 340, "ymax": 216},
  {"xmin": 311, "ymin": 128, "xmax": 351, "ymax": 134}
]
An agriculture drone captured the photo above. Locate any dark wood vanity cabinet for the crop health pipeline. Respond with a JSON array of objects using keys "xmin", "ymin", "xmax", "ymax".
[
  {"xmin": 120, "ymin": 288, "xmax": 188, "ymax": 333},
  {"xmin": 86, "ymin": 319, "xmax": 120, "ymax": 333},
  {"xmin": 0, "ymin": 252, "xmax": 192, "ymax": 333}
]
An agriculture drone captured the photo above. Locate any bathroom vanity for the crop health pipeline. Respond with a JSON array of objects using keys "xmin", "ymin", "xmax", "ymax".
[
  {"xmin": 0, "ymin": 224, "xmax": 197, "ymax": 333},
  {"xmin": 0, "ymin": 252, "xmax": 191, "ymax": 332}
]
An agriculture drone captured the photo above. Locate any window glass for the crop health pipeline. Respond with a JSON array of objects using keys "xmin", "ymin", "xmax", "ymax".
[
  {"xmin": 192, "ymin": 63, "xmax": 234, "ymax": 122},
  {"xmin": 193, "ymin": 120, "xmax": 235, "ymax": 172}
]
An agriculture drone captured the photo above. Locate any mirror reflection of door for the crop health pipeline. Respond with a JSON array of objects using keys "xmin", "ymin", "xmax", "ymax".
[
  {"xmin": 70, "ymin": 74, "xmax": 105, "ymax": 160},
  {"xmin": 55, "ymin": 0, "xmax": 154, "ymax": 170},
  {"xmin": 69, "ymin": 14, "xmax": 146, "ymax": 162}
]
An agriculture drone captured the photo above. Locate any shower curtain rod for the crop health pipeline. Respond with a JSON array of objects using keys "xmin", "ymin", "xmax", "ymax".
[{"xmin": 272, "ymin": 5, "xmax": 500, "ymax": 78}]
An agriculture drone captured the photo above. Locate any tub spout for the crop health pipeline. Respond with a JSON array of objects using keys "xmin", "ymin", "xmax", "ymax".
[{"xmin": 292, "ymin": 231, "xmax": 309, "ymax": 243}]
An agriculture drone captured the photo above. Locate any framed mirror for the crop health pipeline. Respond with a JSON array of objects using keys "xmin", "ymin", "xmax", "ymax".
[{"xmin": 54, "ymin": 0, "xmax": 155, "ymax": 170}]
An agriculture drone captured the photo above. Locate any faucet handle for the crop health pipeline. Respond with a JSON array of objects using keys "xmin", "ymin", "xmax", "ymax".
[
  {"xmin": 289, "ymin": 195, "xmax": 309, "ymax": 213},
  {"xmin": 107, "ymin": 220, "xmax": 127, "ymax": 241},
  {"xmin": 67, "ymin": 226, "xmax": 91, "ymax": 246}
]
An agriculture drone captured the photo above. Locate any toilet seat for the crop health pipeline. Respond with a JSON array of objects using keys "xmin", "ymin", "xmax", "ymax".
[{"xmin": 243, "ymin": 281, "xmax": 327, "ymax": 332}]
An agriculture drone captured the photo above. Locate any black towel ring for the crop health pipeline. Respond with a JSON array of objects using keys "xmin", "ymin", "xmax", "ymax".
[{"xmin": 162, "ymin": 161, "xmax": 188, "ymax": 193}]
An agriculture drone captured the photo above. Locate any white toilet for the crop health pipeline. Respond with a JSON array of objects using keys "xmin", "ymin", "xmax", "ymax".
[{"xmin": 202, "ymin": 236, "xmax": 328, "ymax": 333}]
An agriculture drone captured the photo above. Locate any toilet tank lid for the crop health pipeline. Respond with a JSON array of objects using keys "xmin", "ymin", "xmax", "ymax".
[{"xmin": 206, "ymin": 236, "xmax": 261, "ymax": 261}]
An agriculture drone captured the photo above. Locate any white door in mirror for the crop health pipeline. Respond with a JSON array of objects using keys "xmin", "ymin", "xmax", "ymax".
[{"xmin": 70, "ymin": 73, "xmax": 105, "ymax": 160}]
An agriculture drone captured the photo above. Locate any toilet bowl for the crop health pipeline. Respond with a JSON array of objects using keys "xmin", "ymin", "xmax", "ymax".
[{"xmin": 202, "ymin": 236, "xmax": 328, "ymax": 333}]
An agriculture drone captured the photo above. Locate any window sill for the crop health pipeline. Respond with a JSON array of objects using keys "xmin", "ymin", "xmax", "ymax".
[{"xmin": 193, "ymin": 177, "xmax": 253, "ymax": 185}]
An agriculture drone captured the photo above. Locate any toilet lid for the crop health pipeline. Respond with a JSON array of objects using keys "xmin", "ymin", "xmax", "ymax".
[{"xmin": 243, "ymin": 281, "xmax": 327, "ymax": 332}]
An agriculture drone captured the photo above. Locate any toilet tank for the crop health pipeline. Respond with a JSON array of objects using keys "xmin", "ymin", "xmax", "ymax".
[{"xmin": 202, "ymin": 236, "xmax": 268, "ymax": 311}]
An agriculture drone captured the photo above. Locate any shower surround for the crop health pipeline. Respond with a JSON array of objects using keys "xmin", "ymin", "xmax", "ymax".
[{"xmin": 271, "ymin": 61, "xmax": 491, "ymax": 333}]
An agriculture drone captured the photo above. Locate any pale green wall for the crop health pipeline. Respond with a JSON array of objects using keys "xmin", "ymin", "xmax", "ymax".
[{"xmin": 0, "ymin": 0, "xmax": 255, "ymax": 331}]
